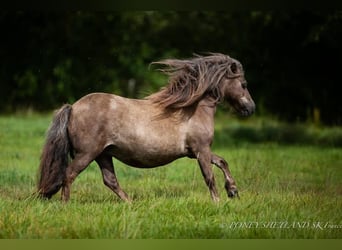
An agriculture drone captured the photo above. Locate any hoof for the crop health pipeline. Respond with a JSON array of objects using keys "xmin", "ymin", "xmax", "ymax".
[
  {"xmin": 228, "ymin": 189, "xmax": 240, "ymax": 199},
  {"xmin": 37, "ymin": 192, "xmax": 52, "ymax": 200}
]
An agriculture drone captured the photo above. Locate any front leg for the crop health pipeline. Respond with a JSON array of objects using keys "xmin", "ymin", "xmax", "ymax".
[
  {"xmin": 196, "ymin": 148, "xmax": 220, "ymax": 202},
  {"xmin": 211, "ymin": 154, "xmax": 239, "ymax": 199}
]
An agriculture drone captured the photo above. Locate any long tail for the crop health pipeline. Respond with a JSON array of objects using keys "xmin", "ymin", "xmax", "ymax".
[{"xmin": 37, "ymin": 104, "xmax": 72, "ymax": 199}]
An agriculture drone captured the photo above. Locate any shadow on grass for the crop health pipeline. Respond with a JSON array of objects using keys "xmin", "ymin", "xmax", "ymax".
[{"xmin": 214, "ymin": 122, "xmax": 342, "ymax": 148}]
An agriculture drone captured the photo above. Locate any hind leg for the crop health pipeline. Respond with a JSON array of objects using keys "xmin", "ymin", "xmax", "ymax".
[
  {"xmin": 96, "ymin": 154, "xmax": 130, "ymax": 202},
  {"xmin": 61, "ymin": 153, "xmax": 94, "ymax": 202}
]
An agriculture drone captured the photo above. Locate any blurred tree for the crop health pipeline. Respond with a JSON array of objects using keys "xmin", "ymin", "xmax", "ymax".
[{"xmin": 0, "ymin": 11, "xmax": 340, "ymax": 124}]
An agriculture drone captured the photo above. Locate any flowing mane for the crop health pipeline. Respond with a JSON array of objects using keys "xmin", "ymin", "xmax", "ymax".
[{"xmin": 147, "ymin": 53, "xmax": 243, "ymax": 109}]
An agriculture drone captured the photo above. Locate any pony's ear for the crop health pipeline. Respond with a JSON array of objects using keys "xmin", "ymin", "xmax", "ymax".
[{"xmin": 230, "ymin": 62, "xmax": 238, "ymax": 74}]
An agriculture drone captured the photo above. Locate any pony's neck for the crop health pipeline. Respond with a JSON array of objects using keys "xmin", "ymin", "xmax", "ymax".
[
  {"xmin": 198, "ymin": 95, "xmax": 218, "ymax": 110},
  {"xmin": 177, "ymin": 95, "xmax": 218, "ymax": 120},
  {"xmin": 195, "ymin": 96, "xmax": 218, "ymax": 118},
  {"xmin": 151, "ymin": 95, "xmax": 218, "ymax": 122}
]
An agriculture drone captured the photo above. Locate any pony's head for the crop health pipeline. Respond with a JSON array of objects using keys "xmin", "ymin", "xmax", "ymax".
[
  {"xmin": 220, "ymin": 57, "xmax": 255, "ymax": 116},
  {"xmin": 149, "ymin": 53, "xmax": 255, "ymax": 116}
]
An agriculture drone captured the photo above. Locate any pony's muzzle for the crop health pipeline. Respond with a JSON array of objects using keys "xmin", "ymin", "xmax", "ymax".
[{"xmin": 239, "ymin": 97, "xmax": 255, "ymax": 117}]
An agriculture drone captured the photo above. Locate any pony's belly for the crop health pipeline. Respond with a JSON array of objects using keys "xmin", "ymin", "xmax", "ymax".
[
  {"xmin": 104, "ymin": 144, "xmax": 186, "ymax": 168},
  {"xmin": 115, "ymin": 155, "xmax": 179, "ymax": 168}
]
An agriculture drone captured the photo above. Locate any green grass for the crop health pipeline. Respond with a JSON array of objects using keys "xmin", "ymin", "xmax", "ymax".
[{"xmin": 0, "ymin": 113, "xmax": 341, "ymax": 238}]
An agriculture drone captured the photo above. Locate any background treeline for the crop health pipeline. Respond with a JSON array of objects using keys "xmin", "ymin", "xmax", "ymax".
[{"xmin": 0, "ymin": 11, "xmax": 341, "ymax": 125}]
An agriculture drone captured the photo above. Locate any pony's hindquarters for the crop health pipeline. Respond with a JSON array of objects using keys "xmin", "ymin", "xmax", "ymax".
[{"xmin": 37, "ymin": 104, "xmax": 72, "ymax": 199}]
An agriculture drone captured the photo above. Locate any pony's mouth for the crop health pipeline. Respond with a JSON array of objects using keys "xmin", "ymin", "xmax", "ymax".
[
  {"xmin": 232, "ymin": 102, "xmax": 255, "ymax": 117},
  {"xmin": 227, "ymin": 96, "xmax": 255, "ymax": 117},
  {"xmin": 239, "ymin": 108, "xmax": 255, "ymax": 117}
]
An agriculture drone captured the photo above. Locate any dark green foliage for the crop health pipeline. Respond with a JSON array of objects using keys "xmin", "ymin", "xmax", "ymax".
[
  {"xmin": 214, "ymin": 116, "xmax": 342, "ymax": 147},
  {"xmin": 221, "ymin": 123, "xmax": 342, "ymax": 147},
  {"xmin": 0, "ymin": 11, "xmax": 341, "ymax": 124}
]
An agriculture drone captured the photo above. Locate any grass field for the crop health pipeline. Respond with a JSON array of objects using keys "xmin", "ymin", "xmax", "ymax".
[{"xmin": 0, "ymin": 112, "xmax": 341, "ymax": 238}]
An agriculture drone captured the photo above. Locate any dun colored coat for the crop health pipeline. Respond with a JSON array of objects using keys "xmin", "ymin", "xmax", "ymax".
[{"xmin": 37, "ymin": 53, "xmax": 255, "ymax": 202}]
